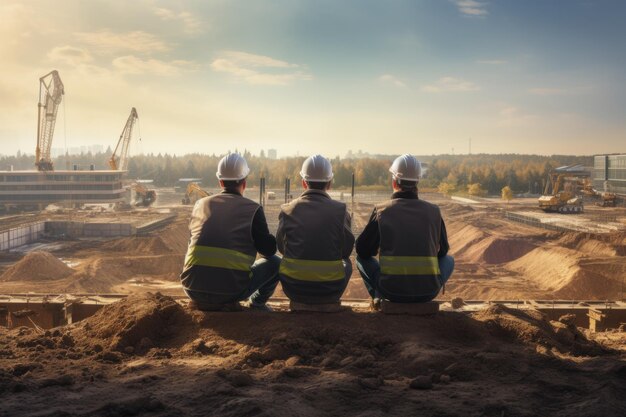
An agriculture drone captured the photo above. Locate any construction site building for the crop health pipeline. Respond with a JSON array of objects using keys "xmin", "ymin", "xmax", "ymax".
[
  {"xmin": 594, "ymin": 154, "xmax": 626, "ymax": 195},
  {"xmin": 0, "ymin": 169, "xmax": 126, "ymax": 207}
]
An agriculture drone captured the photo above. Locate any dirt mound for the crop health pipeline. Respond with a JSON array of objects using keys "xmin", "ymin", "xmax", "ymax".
[
  {"xmin": 557, "ymin": 232, "xmax": 623, "ymax": 257},
  {"xmin": 159, "ymin": 217, "xmax": 190, "ymax": 253},
  {"xmin": 506, "ymin": 246, "xmax": 626, "ymax": 299},
  {"xmin": 72, "ymin": 293, "xmax": 189, "ymax": 353},
  {"xmin": 65, "ymin": 254, "xmax": 184, "ymax": 293},
  {"xmin": 1, "ymin": 298, "xmax": 625, "ymax": 416},
  {"xmin": 448, "ymin": 224, "xmax": 488, "ymax": 258},
  {"xmin": 101, "ymin": 236, "xmax": 173, "ymax": 255},
  {"xmin": 0, "ymin": 251, "xmax": 74, "ymax": 282},
  {"xmin": 473, "ymin": 304, "xmax": 605, "ymax": 356},
  {"xmin": 506, "ymin": 247, "xmax": 582, "ymax": 293},
  {"xmin": 463, "ymin": 236, "xmax": 537, "ymax": 264}
]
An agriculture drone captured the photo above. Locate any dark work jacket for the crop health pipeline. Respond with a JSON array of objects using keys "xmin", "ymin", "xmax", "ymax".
[
  {"xmin": 180, "ymin": 190, "xmax": 276, "ymax": 303},
  {"xmin": 356, "ymin": 190, "xmax": 448, "ymax": 301},
  {"xmin": 277, "ymin": 189, "xmax": 355, "ymax": 303}
]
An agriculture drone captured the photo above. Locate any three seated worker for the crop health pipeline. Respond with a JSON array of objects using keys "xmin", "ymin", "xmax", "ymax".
[{"xmin": 180, "ymin": 152, "xmax": 454, "ymax": 311}]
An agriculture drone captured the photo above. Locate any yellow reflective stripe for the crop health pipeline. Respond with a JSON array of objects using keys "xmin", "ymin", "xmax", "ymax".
[
  {"xmin": 185, "ymin": 245, "xmax": 254, "ymax": 272},
  {"xmin": 279, "ymin": 257, "xmax": 344, "ymax": 282},
  {"xmin": 380, "ymin": 256, "xmax": 440, "ymax": 275}
]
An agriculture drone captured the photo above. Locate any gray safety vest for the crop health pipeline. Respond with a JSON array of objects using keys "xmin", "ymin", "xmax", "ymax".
[
  {"xmin": 180, "ymin": 192, "xmax": 260, "ymax": 302},
  {"xmin": 278, "ymin": 189, "xmax": 350, "ymax": 303},
  {"xmin": 376, "ymin": 198, "xmax": 442, "ymax": 299}
]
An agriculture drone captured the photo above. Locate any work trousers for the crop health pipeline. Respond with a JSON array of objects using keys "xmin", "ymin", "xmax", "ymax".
[
  {"xmin": 356, "ymin": 255, "xmax": 455, "ymax": 302},
  {"xmin": 184, "ymin": 255, "xmax": 281, "ymax": 305}
]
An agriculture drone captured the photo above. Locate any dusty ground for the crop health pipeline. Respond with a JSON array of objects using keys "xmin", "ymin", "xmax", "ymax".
[
  {"xmin": 1, "ymin": 193, "xmax": 626, "ymax": 302},
  {"xmin": 0, "ymin": 293, "xmax": 624, "ymax": 417}
]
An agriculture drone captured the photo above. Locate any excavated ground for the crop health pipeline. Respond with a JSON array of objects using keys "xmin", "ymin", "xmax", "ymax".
[
  {"xmin": 1, "ymin": 197, "xmax": 625, "ymax": 301},
  {"xmin": 0, "ymin": 293, "xmax": 624, "ymax": 417}
]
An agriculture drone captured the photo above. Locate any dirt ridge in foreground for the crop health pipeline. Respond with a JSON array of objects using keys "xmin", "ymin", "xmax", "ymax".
[{"xmin": 0, "ymin": 293, "xmax": 625, "ymax": 417}]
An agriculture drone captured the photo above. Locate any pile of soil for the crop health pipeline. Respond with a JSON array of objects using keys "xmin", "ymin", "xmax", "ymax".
[
  {"xmin": 72, "ymin": 292, "xmax": 189, "ymax": 353},
  {"xmin": 0, "ymin": 251, "xmax": 74, "ymax": 282},
  {"xmin": 64, "ymin": 254, "xmax": 184, "ymax": 293},
  {"xmin": 0, "ymin": 294, "xmax": 624, "ymax": 416},
  {"xmin": 463, "ymin": 236, "xmax": 537, "ymax": 264},
  {"xmin": 507, "ymin": 247, "xmax": 626, "ymax": 299},
  {"xmin": 100, "ymin": 237, "xmax": 173, "ymax": 255}
]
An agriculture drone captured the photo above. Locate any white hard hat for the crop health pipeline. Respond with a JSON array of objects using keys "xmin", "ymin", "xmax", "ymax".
[
  {"xmin": 389, "ymin": 154, "xmax": 421, "ymax": 182},
  {"xmin": 300, "ymin": 154, "xmax": 334, "ymax": 182},
  {"xmin": 216, "ymin": 153, "xmax": 250, "ymax": 181}
]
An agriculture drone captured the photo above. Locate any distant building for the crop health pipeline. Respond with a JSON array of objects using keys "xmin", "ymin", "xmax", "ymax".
[
  {"xmin": 593, "ymin": 154, "xmax": 626, "ymax": 196},
  {"xmin": 0, "ymin": 169, "xmax": 125, "ymax": 208},
  {"xmin": 267, "ymin": 149, "xmax": 277, "ymax": 160}
]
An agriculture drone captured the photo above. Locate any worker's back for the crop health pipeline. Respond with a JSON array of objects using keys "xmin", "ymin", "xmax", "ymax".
[
  {"xmin": 181, "ymin": 192, "xmax": 260, "ymax": 303},
  {"xmin": 376, "ymin": 198, "xmax": 442, "ymax": 300},
  {"xmin": 277, "ymin": 189, "xmax": 353, "ymax": 303}
]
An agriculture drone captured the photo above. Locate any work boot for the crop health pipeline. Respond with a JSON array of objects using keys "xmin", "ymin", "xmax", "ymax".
[
  {"xmin": 248, "ymin": 301, "xmax": 274, "ymax": 312},
  {"xmin": 370, "ymin": 298, "xmax": 382, "ymax": 312}
]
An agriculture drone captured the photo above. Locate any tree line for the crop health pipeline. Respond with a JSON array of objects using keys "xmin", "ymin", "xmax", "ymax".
[{"xmin": 0, "ymin": 151, "xmax": 592, "ymax": 195}]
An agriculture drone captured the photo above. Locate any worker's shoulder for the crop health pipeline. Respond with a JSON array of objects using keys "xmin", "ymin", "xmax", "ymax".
[
  {"xmin": 378, "ymin": 197, "xmax": 441, "ymax": 212},
  {"xmin": 416, "ymin": 198, "xmax": 441, "ymax": 211},
  {"xmin": 206, "ymin": 193, "xmax": 260, "ymax": 208}
]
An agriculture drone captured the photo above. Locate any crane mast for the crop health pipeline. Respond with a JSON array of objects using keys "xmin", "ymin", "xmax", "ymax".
[
  {"xmin": 35, "ymin": 70, "xmax": 64, "ymax": 171},
  {"xmin": 109, "ymin": 107, "xmax": 139, "ymax": 171}
]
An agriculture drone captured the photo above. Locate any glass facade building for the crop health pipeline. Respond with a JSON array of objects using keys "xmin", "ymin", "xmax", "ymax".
[{"xmin": 593, "ymin": 154, "xmax": 626, "ymax": 195}]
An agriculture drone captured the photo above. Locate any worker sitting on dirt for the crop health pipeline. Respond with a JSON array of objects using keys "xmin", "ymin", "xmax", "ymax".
[
  {"xmin": 277, "ymin": 154, "xmax": 355, "ymax": 304},
  {"xmin": 355, "ymin": 154, "xmax": 454, "ymax": 307},
  {"xmin": 180, "ymin": 153, "xmax": 280, "ymax": 311}
]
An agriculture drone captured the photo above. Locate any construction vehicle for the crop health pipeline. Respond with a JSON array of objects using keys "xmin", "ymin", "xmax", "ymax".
[
  {"xmin": 35, "ymin": 70, "xmax": 64, "ymax": 171},
  {"xmin": 130, "ymin": 183, "xmax": 156, "ymax": 207},
  {"xmin": 578, "ymin": 179, "xmax": 617, "ymax": 207},
  {"xmin": 538, "ymin": 173, "xmax": 584, "ymax": 213},
  {"xmin": 182, "ymin": 183, "xmax": 210, "ymax": 205},
  {"xmin": 598, "ymin": 193, "xmax": 617, "ymax": 207},
  {"xmin": 109, "ymin": 108, "xmax": 139, "ymax": 171}
]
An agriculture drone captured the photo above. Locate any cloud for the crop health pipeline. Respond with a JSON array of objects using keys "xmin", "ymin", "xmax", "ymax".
[
  {"xmin": 453, "ymin": 1, "xmax": 489, "ymax": 17},
  {"xmin": 498, "ymin": 105, "xmax": 537, "ymax": 126},
  {"xmin": 112, "ymin": 56, "xmax": 198, "ymax": 76},
  {"xmin": 421, "ymin": 77, "xmax": 479, "ymax": 92},
  {"xmin": 379, "ymin": 74, "xmax": 406, "ymax": 87},
  {"xmin": 210, "ymin": 51, "xmax": 311, "ymax": 85},
  {"xmin": 75, "ymin": 30, "xmax": 170, "ymax": 54},
  {"xmin": 476, "ymin": 59, "xmax": 507, "ymax": 65},
  {"xmin": 48, "ymin": 46, "xmax": 93, "ymax": 65},
  {"xmin": 154, "ymin": 8, "xmax": 204, "ymax": 35}
]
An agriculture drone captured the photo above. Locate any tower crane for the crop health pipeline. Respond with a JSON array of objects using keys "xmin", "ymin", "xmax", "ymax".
[
  {"xmin": 109, "ymin": 108, "xmax": 139, "ymax": 171},
  {"xmin": 35, "ymin": 70, "xmax": 64, "ymax": 171}
]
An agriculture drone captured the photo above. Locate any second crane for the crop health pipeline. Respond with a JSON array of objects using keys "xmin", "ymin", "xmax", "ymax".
[{"xmin": 109, "ymin": 108, "xmax": 139, "ymax": 171}]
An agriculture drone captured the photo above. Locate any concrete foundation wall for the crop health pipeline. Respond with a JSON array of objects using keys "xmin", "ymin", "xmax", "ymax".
[
  {"xmin": 0, "ymin": 222, "xmax": 45, "ymax": 251},
  {"xmin": 45, "ymin": 221, "xmax": 135, "ymax": 238}
]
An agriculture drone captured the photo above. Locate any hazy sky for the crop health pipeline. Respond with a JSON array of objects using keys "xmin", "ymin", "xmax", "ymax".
[{"xmin": 1, "ymin": 0, "xmax": 625, "ymax": 157}]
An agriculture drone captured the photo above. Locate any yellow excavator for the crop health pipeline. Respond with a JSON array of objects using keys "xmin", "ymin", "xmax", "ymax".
[
  {"xmin": 579, "ymin": 179, "xmax": 617, "ymax": 207},
  {"xmin": 182, "ymin": 183, "xmax": 210, "ymax": 205},
  {"xmin": 131, "ymin": 183, "xmax": 156, "ymax": 207},
  {"xmin": 538, "ymin": 173, "xmax": 584, "ymax": 213}
]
